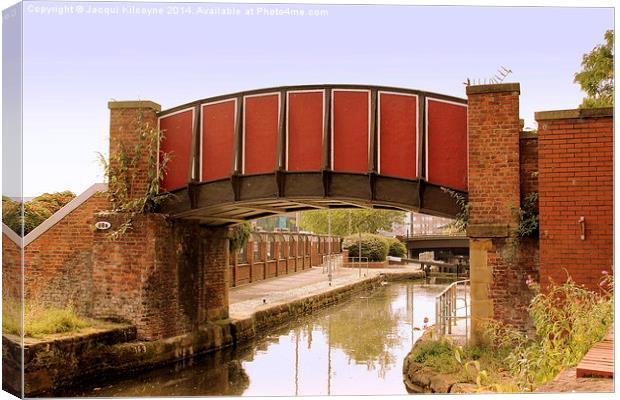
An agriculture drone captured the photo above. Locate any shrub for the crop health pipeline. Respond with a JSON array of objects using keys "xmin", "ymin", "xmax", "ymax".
[
  {"xmin": 386, "ymin": 237, "xmax": 407, "ymax": 258},
  {"xmin": 484, "ymin": 272, "xmax": 614, "ymax": 390},
  {"xmin": 345, "ymin": 233, "xmax": 389, "ymax": 262}
]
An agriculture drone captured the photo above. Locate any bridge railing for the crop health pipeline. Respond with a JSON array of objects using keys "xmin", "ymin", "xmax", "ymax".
[{"xmin": 435, "ymin": 279, "xmax": 470, "ymax": 343}]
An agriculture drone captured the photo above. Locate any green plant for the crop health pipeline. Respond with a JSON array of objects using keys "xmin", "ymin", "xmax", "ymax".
[
  {"xmin": 97, "ymin": 111, "xmax": 171, "ymax": 240},
  {"xmin": 484, "ymin": 272, "xmax": 614, "ymax": 390},
  {"xmin": 386, "ymin": 237, "xmax": 406, "ymax": 258},
  {"xmin": 2, "ymin": 297, "xmax": 95, "ymax": 338},
  {"xmin": 514, "ymin": 192, "xmax": 539, "ymax": 238},
  {"xmin": 344, "ymin": 233, "xmax": 389, "ymax": 262},
  {"xmin": 300, "ymin": 208, "xmax": 405, "ymax": 236},
  {"xmin": 229, "ymin": 222, "xmax": 252, "ymax": 254},
  {"xmin": 574, "ymin": 29, "xmax": 614, "ymax": 108},
  {"xmin": 441, "ymin": 188, "xmax": 469, "ymax": 233},
  {"xmin": 2, "ymin": 192, "xmax": 76, "ymax": 236},
  {"xmin": 410, "ymin": 338, "xmax": 460, "ymax": 373}
]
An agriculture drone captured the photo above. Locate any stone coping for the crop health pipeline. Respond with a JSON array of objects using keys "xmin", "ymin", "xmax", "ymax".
[
  {"xmin": 466, "ymin": 83, "xmax": 520, "ymax": 95},
  {"xmin": 108, "ymin": 100, "xmax": 161, "ymax": 112},
  {"xmin": 535, "ymin": 107, "xmax": 613, "ymax": 121},
  {"xmin": 467, "ymin": 224, "xmax": 510, "ymax": 238}
]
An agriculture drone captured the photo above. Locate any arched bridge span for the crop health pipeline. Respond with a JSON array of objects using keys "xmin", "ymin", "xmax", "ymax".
[{"xmin": 157, "ymin": 85, "xmax": 468, "ymax": 225}]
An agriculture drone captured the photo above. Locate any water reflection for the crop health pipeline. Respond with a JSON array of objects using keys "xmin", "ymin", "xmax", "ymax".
[{"xmin": 62, "ymin": 280, "xmax": 450, "ymax": 397}]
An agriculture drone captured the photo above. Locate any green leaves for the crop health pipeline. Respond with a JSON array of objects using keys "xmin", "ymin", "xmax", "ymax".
[
  {"xmin": 299, "ymin": 208, "xmax": 405, "ymax": 237},
  {"xmin": 574, "ymin": 29, "xmax": 614, "ymax": 108}
]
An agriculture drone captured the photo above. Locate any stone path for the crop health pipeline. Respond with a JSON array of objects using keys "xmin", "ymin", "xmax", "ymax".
[
  {"xmin": 535, "ymin": 367, "xmax": 613, "ymax": 393},
  {"xmin": 229, "ymin": 258, "xmax": 424, "ymax": 318}
]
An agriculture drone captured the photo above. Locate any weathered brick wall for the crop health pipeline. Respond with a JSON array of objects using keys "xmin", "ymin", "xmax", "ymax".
[
  {"xmin": 519, "ymin": 132, "xmax": 539, "ymax": 198},
  {"xmin": 91, "ymin": 214, "xmax": 229, "ymax": 340},
  {"xmin": 2, "ymin": 231, "xmax": 22, "ymax": 300},
  {"xmin": 108, "ymin": 101, "xmax": 160, "ymax": 200},
  {"xmin": 467, "ymin": 84, "xmax": 521, "ymax": 226},
  {"xmin": 23, "ymin": 192, "xmax": 109, "ymax": 313},
  {"xmin": 467, "ymin": 83, "xmax": 539, "ymax": 340},
  {"xmin": 536, "ymin": 109, "xmax": 613, "ymax": 290}
]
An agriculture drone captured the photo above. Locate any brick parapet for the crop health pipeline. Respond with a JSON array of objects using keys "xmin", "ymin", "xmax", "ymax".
[{"xmin": 536, "ymin": 110, "xmax": 612, "ymax": 290}]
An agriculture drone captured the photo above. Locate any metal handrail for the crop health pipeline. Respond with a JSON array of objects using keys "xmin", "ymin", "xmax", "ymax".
[
  {"xmin": 346, "ymin": 256, "xmax": 370, "ymax": 277},
  {"xmin": 435, "ymin": 279, "xmax": 470, "ymax": 343}
]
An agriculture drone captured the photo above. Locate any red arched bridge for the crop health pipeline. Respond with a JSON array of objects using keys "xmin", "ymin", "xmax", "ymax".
[{"xmin": 158, "ymin": 85, "xmax": 468, "ymax": 225}]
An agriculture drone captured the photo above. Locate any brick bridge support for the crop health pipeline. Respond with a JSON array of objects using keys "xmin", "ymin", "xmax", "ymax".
[
  {"xmin": 92, "ymin": 101, "xmax": 230, "ymax": 340},
  {"xmin": 466, "ymin": 83, "xmax": 539, "ymax": 343}
]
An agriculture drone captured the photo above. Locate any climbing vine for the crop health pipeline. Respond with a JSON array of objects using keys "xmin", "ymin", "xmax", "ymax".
[{"xmin": 97, "ymin": 111, "xmax": 171, "ymax": 240}]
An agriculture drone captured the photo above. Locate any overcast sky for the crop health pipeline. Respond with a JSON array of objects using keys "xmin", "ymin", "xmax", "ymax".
[{"xmin": 3, "ymin": 1, "xmax": 615, "ymax": 197}]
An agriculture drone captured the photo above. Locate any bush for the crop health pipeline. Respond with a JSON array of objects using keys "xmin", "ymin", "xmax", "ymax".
[
  {"xmin": 484, "ymin": 272, "xmax": 614, "ymax": 390},
  {"xmin": 344, "ymin": 233, "xmax": 389, "ymax": 262},
  {"xmin": 386, "ymin": 237, "xmax": 407, "ymax": 258}
]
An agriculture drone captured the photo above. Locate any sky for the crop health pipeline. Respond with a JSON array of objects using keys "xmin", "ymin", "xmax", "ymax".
[{"xmin": 1, "ymin": 0, "xmax": 615, "ymax": 197}]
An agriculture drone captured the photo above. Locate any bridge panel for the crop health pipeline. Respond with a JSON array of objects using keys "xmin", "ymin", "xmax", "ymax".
[
  {"xmin": 332, "ymin": 90, "xmax": 370, "ymax": 173},
  {"xmin": 286, "ymin": 90, "xmax": 324, "ymax": 171},
  {"xmin": 378, "ymin": 91, "xmax": 418, "ymax": 179},
  {"xmin": 201, "ymin": 99, "xmax": 236, "ymax": 182},
  {"xmin": 243, "ymin": 93, "xmax": 280, "ymax": 175},
  {"xmin": 426, "ymin": 98, "xmax": 468, "ymax": 191},
  {"xmin": 159, "ymin": 108, "xmax": 194, "ymax": 191}
]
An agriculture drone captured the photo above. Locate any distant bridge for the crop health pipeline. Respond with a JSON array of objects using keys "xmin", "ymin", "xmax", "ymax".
[
  {"xmin": 156, "ymin": 84, "xmax": 468, "ymax": 225},
  {"xmin": 404, "ymin": 234, "xmax": 469, "ymax": 259}
]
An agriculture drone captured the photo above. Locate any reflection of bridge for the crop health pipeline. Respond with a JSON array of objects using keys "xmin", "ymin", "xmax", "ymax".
[
  {"xmin": 404, "ymin": 234, "xmax": 469, "ymax": 259},
  {"xmin": 156, "ymin": 84, "xmax": 468, "ymax": 225}
]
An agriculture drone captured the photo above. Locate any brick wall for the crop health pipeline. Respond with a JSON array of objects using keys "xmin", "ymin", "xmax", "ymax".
[
  {"xmin": 536, "ymin": 108, "xmax": 613, "ymax": 290},
  {"xmin": 22, "ymin": 191, "xmax": 109, "ymax": 313},
  {"xmin": 91, "ymin": 214, "xmax": 229, "ymax": 340},
  {"xmin": 2, "ymin": 230, "xmax": 21, "ymax": 300},
  {"xmin": 519, "ymin": 132, "xmax": 539, "ymax": 198},
  {"xmin": 467, "ymin": 84, "xmax": 521, "ymax": 226},
  {"xmin": 466, "ymin": 83, "xmax": 539, "ymax": 340},
  {"xmin": 108, "ymin": 101, "xmax": 161, "ymax": 201}
]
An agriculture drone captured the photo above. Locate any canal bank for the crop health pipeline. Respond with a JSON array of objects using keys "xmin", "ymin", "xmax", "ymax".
[{"xmin": 5, "ymin": 265, "xmax": 426, "ymax": 396}]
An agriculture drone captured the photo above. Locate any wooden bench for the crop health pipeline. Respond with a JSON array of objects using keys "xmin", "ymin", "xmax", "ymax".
[{"xmin": 576, "ymin": 331, "xmax": 614, "ymax": 378}]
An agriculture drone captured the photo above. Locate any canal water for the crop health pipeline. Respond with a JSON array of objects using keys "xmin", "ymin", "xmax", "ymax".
[{"xmin": 63, "ymin": 279, "xmax": 451, "ymax": 397}]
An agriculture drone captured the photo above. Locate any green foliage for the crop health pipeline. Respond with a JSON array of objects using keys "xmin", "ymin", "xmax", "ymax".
[
  {"xmin": 484, "ymin": 273, "xmax": 614, "ymax": 390},
  {"xmin": 514, "ymin": 192, "xmax": 539, "ymax": 237},
  {"xmin": 410, "ymin": 338, "xmax": 460, "ymax": 373},
  {"xmin": 2, "ymin": 298, "xmax": 94, "ymax": 338},
  {"xmin": 2, "ymin": 191, "xmax": 76, "ymax": 236},
  {"xmin": 574, "ymin": 29, "xmax": 614, "ymax": 108},
  {"xmin": 229, "ymin": 223, "xmax": 252, "ymax": 254},
  {"xmin": 386, "ymin": 237, "xmax": 407, "ymax": 257},
  {"xmin": 97, "ymin": 111, "xmax": 171, "ymax": 240},
  {"xmin": 344, "ymin": 233, "xmax": 389, "ymax": 262},
  {"xmin": 300, "ymin": 208, "xmax": 405, "ymax": 237},
  {"xmin": 441, "ymin": 188, "xmax": 468, "ymax": 233}
]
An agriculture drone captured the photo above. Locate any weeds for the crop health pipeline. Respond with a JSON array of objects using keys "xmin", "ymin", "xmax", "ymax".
[{"xmin": 2, "ymin": 298, "xmax": 95, "ymax": 338}]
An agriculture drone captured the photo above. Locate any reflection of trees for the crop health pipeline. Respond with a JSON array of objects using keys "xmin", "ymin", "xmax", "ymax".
[{"xmin": 316, "ymin": 288, "xmax": 401, "ymax": 378}]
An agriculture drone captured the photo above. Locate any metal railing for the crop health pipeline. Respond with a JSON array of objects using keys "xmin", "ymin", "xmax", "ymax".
[
  {"xmin": 435, "ymin": 279, "xmax": 470, "ymax": 342},
  {"xmin": 346, "ymin": 256, "xmax": 370, "ymax": 277}
]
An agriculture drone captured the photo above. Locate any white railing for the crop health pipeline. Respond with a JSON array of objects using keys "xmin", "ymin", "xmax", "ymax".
[
  {"xmin": 435, "ymin": 279, "xmax": 470, "ymax": 342},
  {"xmin": 345, "ymin": 256, "xmax": 370, "ymax": 277}
]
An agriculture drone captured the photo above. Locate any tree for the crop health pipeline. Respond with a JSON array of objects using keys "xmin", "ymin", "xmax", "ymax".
[
  {"xmin": 574, "ymin": 29, "xmax": 614, "ymax": 108},
  {"xmin": 2, "ymin": 191, "xmax": 76, "ymax": 236},
  {"xmin": 299, "ymin": 208, "xmax": 405, "ymax": 237}
]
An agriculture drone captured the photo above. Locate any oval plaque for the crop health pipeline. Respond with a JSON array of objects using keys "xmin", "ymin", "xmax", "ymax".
[{"xmin": 95, "ymin": 221, "xmax": 112, "ymax": 230}]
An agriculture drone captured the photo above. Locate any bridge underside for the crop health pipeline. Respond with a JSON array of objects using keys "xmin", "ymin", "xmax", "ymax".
[{"xmin": 161, "ymin": 171, "xmax": 464, "ymax": 226}]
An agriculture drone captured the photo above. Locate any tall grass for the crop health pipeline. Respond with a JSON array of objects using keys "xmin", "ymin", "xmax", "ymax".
[{"xmin": 2, "ymin": 298, "xmax": 93, "ymax": 338}]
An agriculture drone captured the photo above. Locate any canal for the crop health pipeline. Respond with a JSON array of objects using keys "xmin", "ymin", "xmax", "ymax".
[{"xmin": 62, "ymin": 279, "xmax": 451, "ymax": 397}]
